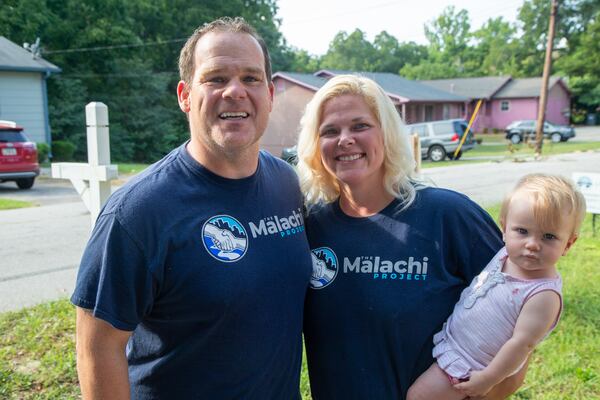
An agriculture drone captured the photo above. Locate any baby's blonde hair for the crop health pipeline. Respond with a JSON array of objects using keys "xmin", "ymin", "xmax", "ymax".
[{"xmin": 500, "ymin": 173, "xmax": 586, "ymax": 236}]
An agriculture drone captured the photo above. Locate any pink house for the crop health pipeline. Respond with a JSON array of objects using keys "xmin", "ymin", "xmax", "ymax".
[
  {"xmin": 489, "ymin": 77, "xmax": 570, "ymax": 130},
  {"xmin": 421, "ymin": 76, "xmax": 571, "ymax": 132},
  {"xmin": 261, "ymin": 72, "xmax": 572, "ymax": 157},
  {"xmin": 262, "ymin": 70, "xmax": 468, "ymax": 156}
]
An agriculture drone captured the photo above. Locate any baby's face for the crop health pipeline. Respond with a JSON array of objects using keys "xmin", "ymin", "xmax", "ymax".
[{"xmin": 503, "ymin": 191, "xmax": 577, "ymax": 279}]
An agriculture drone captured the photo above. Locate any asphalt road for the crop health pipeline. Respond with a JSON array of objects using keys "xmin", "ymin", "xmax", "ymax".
[{"xmin": 1, "ymin": 150, "xmax": 599, "ymax": 312}]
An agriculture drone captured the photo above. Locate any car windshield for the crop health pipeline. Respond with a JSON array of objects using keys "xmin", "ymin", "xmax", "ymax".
[{"xmin": 0, "ymin": 130, "xmax": 27, "ymax": 143}]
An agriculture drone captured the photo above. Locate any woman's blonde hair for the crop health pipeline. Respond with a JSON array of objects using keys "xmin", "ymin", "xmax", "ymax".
[
  {"xmin": 297, "ymin": 75, "xmax": 417, "ymax": 208},
  {"xmin": 499, "ymin": 173, "xmax": 587, "ymax": 235}
]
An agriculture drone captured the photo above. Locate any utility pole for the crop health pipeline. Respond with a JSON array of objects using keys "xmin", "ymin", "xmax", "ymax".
[{"xmin": 535, "ymin": 0, "xmax": 559, "ymax": 157}]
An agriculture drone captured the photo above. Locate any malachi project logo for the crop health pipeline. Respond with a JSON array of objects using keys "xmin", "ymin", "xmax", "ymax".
[
  {"xmin": 310, "ymin": 247, "xmax": 338, "ymax": 289},
  {"xmin": 202, "ymin": 215, "xmax": 248, "ymax": 262},
  {"xmin": 343, "ymin": 255, "xmax": 428, "ymax": 281}
]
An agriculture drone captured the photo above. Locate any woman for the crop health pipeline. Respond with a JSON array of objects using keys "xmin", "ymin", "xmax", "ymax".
[{"xmin": 297, "ymin": 75, "xmax": 524, "ymax": 399}]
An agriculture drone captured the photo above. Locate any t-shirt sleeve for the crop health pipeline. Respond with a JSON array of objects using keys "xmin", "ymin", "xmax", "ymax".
[
  {"xmin": 71, "ymin": 212, "xmax": 157, "ymax": 331},
  {"xmin": 445, "ymin": 195, "xmax": 504, "ymax": 283}
]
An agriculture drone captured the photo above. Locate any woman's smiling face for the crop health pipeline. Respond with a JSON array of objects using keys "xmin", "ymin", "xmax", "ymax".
[{"xmin": 318, "ymin": 94, "xmax": 386, "ymax": 191}]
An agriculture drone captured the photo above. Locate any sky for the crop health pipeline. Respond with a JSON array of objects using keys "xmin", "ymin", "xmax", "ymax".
[{"xmin": 276, "ymin": 0, "xmax": 525, "ymax": 56}]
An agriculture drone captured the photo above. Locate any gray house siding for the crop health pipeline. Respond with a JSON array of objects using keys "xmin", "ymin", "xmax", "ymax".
[{"xmin": 0, "ymin": 71, "xmax": 47, "ymax": 143}]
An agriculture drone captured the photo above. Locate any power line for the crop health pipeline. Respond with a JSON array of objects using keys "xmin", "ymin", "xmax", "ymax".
[
  {"xmin": 56, "ymin": 72, "xmax": 178, "ymax": 78},
  {"xmin": 44, "ymin": 38, "xmax": 187, "ymax": 54},
  {"xmin": 284, "ymin": 0, "xmax": 401, "ymax": 25}
]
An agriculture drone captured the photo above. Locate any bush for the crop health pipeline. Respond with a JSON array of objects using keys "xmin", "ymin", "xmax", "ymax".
[
  {"xmin": 37, "ymin": 142, "xmax": 50, "ymax": 163},
  {"xmin": 571, "ymin": 108, "xmax": 587, "ymax": 124},
  {"xmin": 51, "ymin": 140, "xmax": 76, "ymax": 161}
]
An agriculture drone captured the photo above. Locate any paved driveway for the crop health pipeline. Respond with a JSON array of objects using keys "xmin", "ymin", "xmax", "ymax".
[{"xmin": 1, "ymin": 151, "xmax": 599, "ymax": 312}]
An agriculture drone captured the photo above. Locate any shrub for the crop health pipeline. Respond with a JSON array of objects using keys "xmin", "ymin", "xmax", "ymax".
[
  {"xmin": 36, "ymin": 142, "xmax": 50, "ymax": 163},
  {"xmin": 571, "ymin": 108, "xmax": 587, "ymax": 125},
  {"xmin": 51, "ymin": 140, "xmax": 76, "ymax": 161}
]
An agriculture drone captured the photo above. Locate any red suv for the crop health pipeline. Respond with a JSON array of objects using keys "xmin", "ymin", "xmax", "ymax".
[{"xmin": 0, "ymin": 120, "xmax": 40, "ymax": 189}]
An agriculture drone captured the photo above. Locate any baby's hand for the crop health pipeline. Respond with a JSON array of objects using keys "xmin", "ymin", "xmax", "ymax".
[{"xmin": 454, "ymin": 370, "xmax": 495, "ymax": 398}]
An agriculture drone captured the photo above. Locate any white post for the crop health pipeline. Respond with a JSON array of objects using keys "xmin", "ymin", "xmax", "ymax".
[
  {"xmin": 51, "ymin": 102, "xmax": 118, "ymax": 228},
  {"xmin": 86, "ymin": 103, "xmax": 113, "ymax": 224}
]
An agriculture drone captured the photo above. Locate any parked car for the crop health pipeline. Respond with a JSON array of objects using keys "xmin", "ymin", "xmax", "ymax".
[
  {"xmin": 0, "ymin": 120, "xmax": 40, "ymax": 189},
  {"xmin": 406, "ymin": 119, "xmax": 475, "ymax": 162},
  {"xmin": 505, "ymin": 120, "xmax": 575, "ymax": 144}
]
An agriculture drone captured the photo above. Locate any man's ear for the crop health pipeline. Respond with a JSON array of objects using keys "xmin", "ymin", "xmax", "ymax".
[
  {"xmin": 177, "ymin": 81, "xmax": 190, "ymax": 113},
  {"xmin": 267, "ymin": 81, "xmax": 274, "ymax": 112},
  {"xmin": 562, "ymin": 234, "xmax": 578, "ymax": 256}
]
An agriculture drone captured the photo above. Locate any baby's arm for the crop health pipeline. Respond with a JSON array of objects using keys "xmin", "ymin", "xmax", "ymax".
[{"xmin": 454, "ymin": 290, "xmax": 561, "ymax": 398}]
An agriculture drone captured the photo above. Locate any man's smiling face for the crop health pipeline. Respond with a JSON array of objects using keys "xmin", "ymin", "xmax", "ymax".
[{"xmin": 178, "ymin": 31, "xmax": 273, "ymax": 159}]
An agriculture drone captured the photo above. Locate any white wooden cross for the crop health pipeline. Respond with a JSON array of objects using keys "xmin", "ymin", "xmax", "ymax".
[{"xmin": 52, "ymin": 102, "xmax": 118, "ymax": 227}]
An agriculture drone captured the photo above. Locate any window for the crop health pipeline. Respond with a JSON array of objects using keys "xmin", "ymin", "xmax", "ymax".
[
  {"xmin": 424, "ymin": 105, "xmax": 434, "ymax": 121},
  {"xmin": 500, "ymin": 101, "xmax": 510, "ymax": 111},
  {"xmin": 521, "ymin": 121, "xmax": 535, "ymax": 129},
  {"xmin": 409, "ymin": 125, "xmax": 427, "ymax": 138},
  {"xmin": 443, "ymin": 104, "xmax": 450, "ymax": 120},
  {"xmin": 432, "ymin": 122, "xmax": 453, "ymax": 136},
  {"xmin": 0, "ymin": 130, "xmax": 27, "ymax": 142},
  {"xmin": 453, "ymin": 121, "xmax": 468, "ymax": 136}
]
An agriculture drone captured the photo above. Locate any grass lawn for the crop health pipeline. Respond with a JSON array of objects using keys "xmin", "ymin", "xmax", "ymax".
[
  {"xmin": 1, "ymin": 210, "xmax": 598, "ymax": 399},
  {"xmin": 0, "ymin": 198, "xmax": 35, "ymax": 210},
  {"xmin": 468, "ymin": 140, "xmax": 600, "ymax": 158},
  {"xmin": 118, "ymin": 163, "xmax": 149, "ymax": 175},
  {"xmin": 418, "ymin": 139, "xmax": 600, "ymax": 169}
]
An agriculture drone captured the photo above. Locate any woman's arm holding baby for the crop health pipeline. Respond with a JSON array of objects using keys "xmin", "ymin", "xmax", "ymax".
[
  {"xmin": 456, "ymin": 291, "xmax": 561, "ymax": 398},
  {"xmin": 470, "ymin": 357, "xmax": 529, "ymax": 400}
]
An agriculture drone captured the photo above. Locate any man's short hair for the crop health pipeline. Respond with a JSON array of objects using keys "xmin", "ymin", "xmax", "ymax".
[{"xmin": 178, "ymin": 17, "xmax": 272, "ymax": 85}]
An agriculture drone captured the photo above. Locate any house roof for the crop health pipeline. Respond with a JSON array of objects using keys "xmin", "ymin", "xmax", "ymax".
[
  {"xmin": 493, "ymin": 76, "xmax": 567, "ymax": 98},
  {"xmin": 0, "ymin": 36, "xmax": 61, "ymax": 73},
  {"xmin": 420, "ymin": 76, "xmax": 511, "ymax": 100},
  {"xmin": 273, "ymin": 72, "xmax": 328, "ymax": 91},
  {"xmin": 314, "ymin": 69, "xmax": 468, "ymax": 103}
]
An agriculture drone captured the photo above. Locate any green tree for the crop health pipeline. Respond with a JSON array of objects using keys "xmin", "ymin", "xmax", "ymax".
[
  {"xmin": 372, "ymin": 32, "xmax": 427, "ymax": 73},
  {"xmin": 0, "ymin": 0, "xmax": 286, "ymax": 162},
  {"xmin": 285, "ymin": 48, "xmax": 321, "ymax": 73},
  {"xmin": 400, "ymin": 6, "xmax": 475, "ymax": 79},
  {"xmin": 514, "ymin": 0, "xmax": 597, "ymax": 76},
  {"xmin": 320, "ymin": 29, "xmax": 377, "ymax": 71},
  {"xmin": 472, "ymin": 17, "xmax": 519, "ymax": 76},
  {"xmin": 556, "ymin": 13, "xmax": 600, "ymax": 107}
]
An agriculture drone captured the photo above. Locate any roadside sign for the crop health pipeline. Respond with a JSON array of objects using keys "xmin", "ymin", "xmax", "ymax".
[{"xmin": 573, "ymin": 172, "xmax": 600, "ymax": 214}]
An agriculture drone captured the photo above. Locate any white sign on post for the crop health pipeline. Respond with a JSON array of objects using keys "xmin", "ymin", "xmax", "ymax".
[
  {"xmin": 52, "ymin": 102, "xmax": 118, "ymax": 227},
  {"xmin": 573, "ymin": 172, "xmax": 600, "ymax": 214}
]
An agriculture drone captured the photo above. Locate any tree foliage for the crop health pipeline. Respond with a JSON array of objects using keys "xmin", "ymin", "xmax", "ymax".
[
  {"xmin": 556, "ymin": 12, "xmax": 600, "ymax": 107},
  {"xmin": 0, "ymin": 0, "xmax": 287, "ymax": 162},
  {"xmin": 1, "ymin": 0, "xmax": 598, "ymax": 158}
]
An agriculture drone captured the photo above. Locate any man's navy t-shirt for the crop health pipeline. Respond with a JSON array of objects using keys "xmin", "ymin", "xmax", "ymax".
[
  {"xmin": 71, "ymin": 144, "xmax": 312, "ymax": 399},
  {"xmin": 303, "ymin": 187, "xmax": 503, "ymax": 399}
]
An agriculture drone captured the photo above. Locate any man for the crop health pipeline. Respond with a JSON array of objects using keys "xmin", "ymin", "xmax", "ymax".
[{"xmin": 72, "ymin": 17, "xmax": 312, "ymax": 399}]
